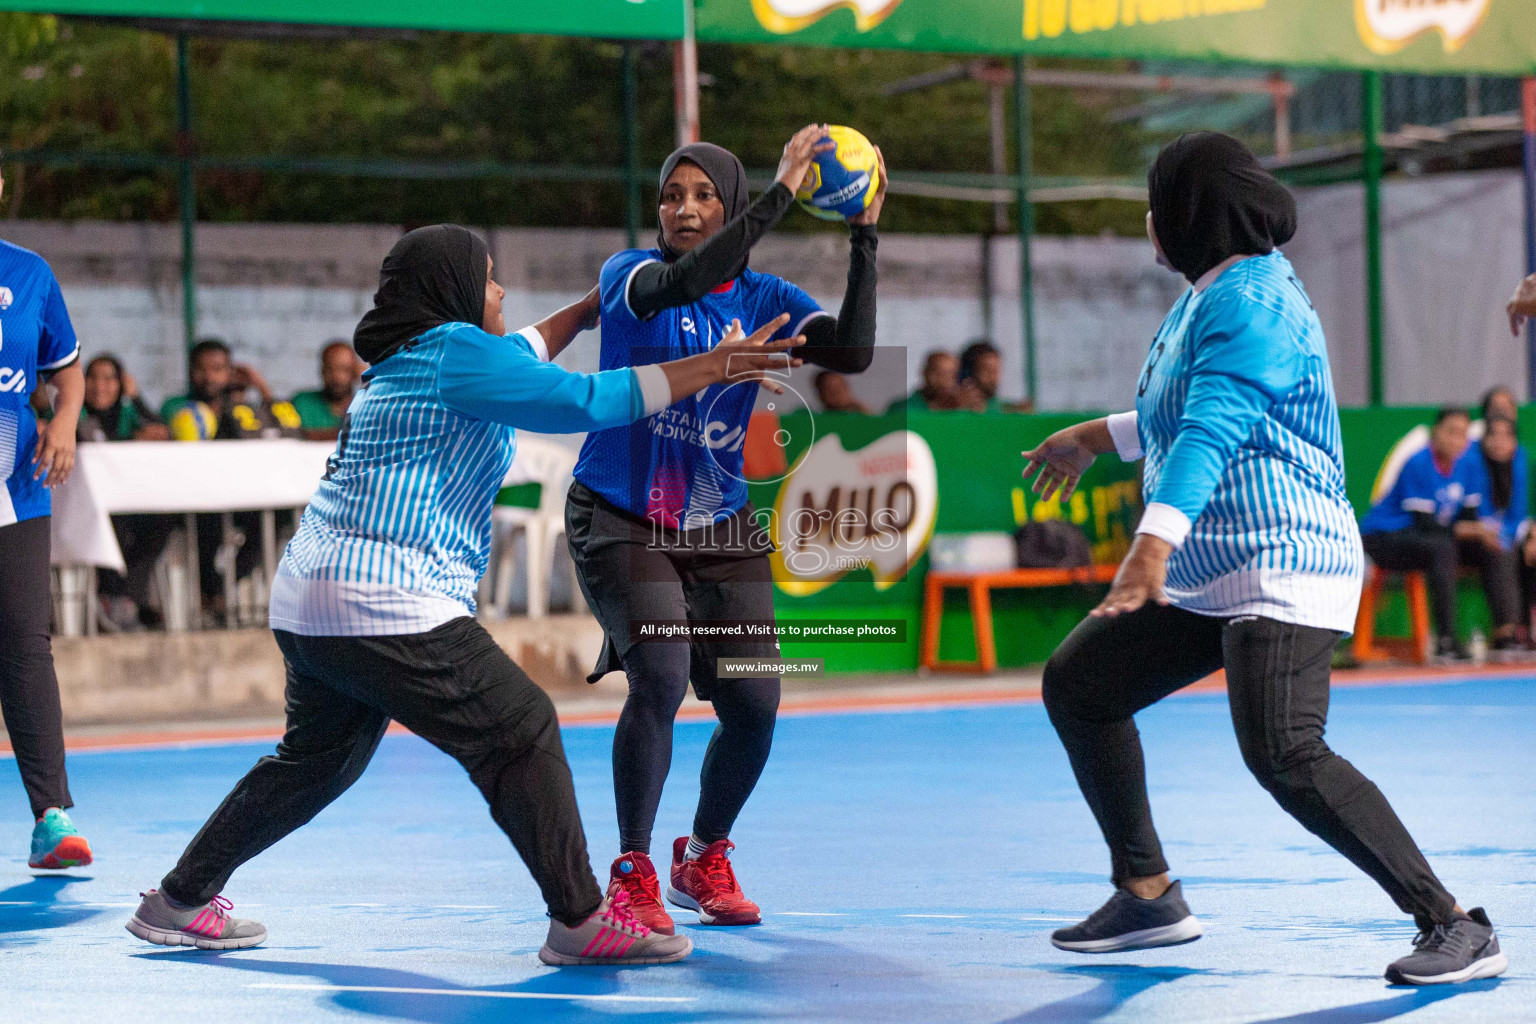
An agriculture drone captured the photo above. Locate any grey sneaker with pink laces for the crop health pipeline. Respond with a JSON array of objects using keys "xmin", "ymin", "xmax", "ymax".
[
  {"xmin": 539, "ymin": 890, "xmax": 693, "ymax": 965},
  {"xmin": 126, "ymin": 890, "xmax": 267, "ymax": 950}
]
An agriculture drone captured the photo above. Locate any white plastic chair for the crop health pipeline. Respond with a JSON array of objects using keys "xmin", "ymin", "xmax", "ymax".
[{"xmin": 483, "ymin": 438, "xmax": 579, "ymax": 619}]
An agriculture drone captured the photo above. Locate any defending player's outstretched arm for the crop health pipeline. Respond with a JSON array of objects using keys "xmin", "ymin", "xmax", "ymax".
[{"xmin": 436, "ymin": 318, "xmax": 803, "ymax": 435}]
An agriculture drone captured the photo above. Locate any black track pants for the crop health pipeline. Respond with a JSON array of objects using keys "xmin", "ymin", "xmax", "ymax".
[
  {"xmin": 161, "ymin": 618, "xmax": 604, "ymax": 926},
  {"xmin": 0, "ymin": 516, "xmax": 72, "ymax": 818},
  {"xmin": 1362, "ymin": 528, "xmax": 1522, "ymax": 640},
  {"xmin": 1042, "ymin": 603, "xmax": 1458, "ymax": 926}
]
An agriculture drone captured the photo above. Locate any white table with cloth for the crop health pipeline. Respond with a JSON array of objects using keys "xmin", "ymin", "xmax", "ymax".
[{"xmin": 49, "ymin": 436, "xmax": 577, "ymax": 634}]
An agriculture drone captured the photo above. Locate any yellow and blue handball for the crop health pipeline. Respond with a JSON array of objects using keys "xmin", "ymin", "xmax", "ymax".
[
  {"xmin": 795, "ymin": 125, "xmax": 879, "ymax": 222},
  {"xmin": 169, "ymin": 400, "xmax": 218, "ymax": 441}
]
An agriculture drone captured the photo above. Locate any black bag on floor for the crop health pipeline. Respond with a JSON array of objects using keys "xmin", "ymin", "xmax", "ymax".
[{"xmin": 1014, "ymin": 520, "xmax": 1093, "ymax": 569}]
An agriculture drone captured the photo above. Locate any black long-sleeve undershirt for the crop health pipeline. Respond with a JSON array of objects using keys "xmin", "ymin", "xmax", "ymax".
[{"xmin": 625, "ymin": 181, "xmax": 877, "ymax": 375}]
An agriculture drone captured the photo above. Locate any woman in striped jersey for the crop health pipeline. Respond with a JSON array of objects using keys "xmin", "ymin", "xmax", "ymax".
[
  {"xmin": 126, "ymin": 224, "xmax": 803, "ymax": 966},
  {"xmin": 1022, "ymin": 133, "xmax": 1505, "ymax": 986}
]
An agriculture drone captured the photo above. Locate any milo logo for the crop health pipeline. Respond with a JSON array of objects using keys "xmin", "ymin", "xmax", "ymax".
[
  {"xmin": 751, "ymin": 0, "xmax": 904, "ymax": 34},
  {"xmin": 1355, "ymin": 0, "xmax": 1490, "ymax": 54},
  {"xmin": 769, "ymin": 430, "xmax": 938, "ymax": 595}
]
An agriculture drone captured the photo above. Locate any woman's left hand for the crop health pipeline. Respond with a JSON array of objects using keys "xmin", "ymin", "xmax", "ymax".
[
  {"xmin": 32, "ymin": 416, "xmax": 78, "ymax": 488},
  {"xmin": 1091, "ymin": 534, "xmax": 1172, "ymax": 618},
  {"xmin": 847, "ymin": 146, "xmax": 887, "ymax": 228}
]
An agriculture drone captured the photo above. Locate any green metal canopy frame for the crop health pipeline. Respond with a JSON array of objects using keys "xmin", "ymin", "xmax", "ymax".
[{"xmin": 10, "ymin": 0, "xmax": 1535, "ymax": 404}]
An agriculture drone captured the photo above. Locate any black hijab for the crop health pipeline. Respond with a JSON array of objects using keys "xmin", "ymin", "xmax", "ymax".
[
  {"xmin": 1482, "ymin": 417, "xmax": 1517, "ymax": 512},
  {"xmin": 1148, "ymin": 132, "xmax": 1297, "ymax": 284},
  {"xmin": 657, "ymin": 142, "xmax": 751, "ymax": 277},
  {"xmin": 354, "ymin": 224, "xmax": 489, "ymax": 364}
]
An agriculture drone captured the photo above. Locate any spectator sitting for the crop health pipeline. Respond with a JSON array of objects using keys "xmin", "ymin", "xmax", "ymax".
[
  {"xmin": 160, "ymin": 339, "xmax": 293, "ymax": 609},
  {"xmin": 1473, "ymin": 416, "xmax": 1532, "ymax": 654},
  {"xmin": 814, "ymin": 370, "xmax": 870, "ymax": 414},
  {"xmin": 957, "ymin": 339, "xmax": 1004, "ymax": 413},
  {"xmin": 77, "ymin": 354, "xmax": 169, "ymax": 442},
  {"xmin": 1482, "ymin": 384, "xmax": 1520, "ymax": 427},
  {"xmin": 161, "ymin": 338, "xmax": 301, "ymax": 441},
  {"xmin": 76, "ymin": 354, "xmax": 175, "ymax": 630},
  {"xmin": 290, "ymin": 340, "xmax": 362, "ymax": 441},
  {"xmin": 893, "ymin": 350, "xmax": 962, "ymax": 412},
  {"xmin": 1360, "ymin": 407, "xmax": 1521, "ymax": 661}
]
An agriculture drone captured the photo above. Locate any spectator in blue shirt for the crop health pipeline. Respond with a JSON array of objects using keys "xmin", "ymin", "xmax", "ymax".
[{"xmin": 1360, "ymin": 407, "xmax": 1521, "ymax": 659}]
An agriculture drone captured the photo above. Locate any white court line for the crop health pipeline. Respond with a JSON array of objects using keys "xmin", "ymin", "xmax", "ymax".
[
  {"xmin": 901, "ymin": 914, "xmax": 970, "ymax": 919},
  {"xmin": 0, "ymin": 901, "xmax": 140, "ymax": 907},
  {"xmin": 774, "ymin": 912, "xmax": 845, "ymax": 917},
  {"xmin": 435, "ymin": 905, "xmax": 498, "ymax": 909},
  {"xmin": 1020, "ymin": 916, "xmax": 1085, "ymax": 922},
  {"xmin": 246, "ymin": 983, "xmax": 693, "ymax": 1003}
]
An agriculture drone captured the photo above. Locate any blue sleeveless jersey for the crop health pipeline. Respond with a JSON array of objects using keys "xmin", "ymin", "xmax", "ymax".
[
  {"xmin": 574, "ymin": 248, "xmax": 824, "ymax": 528},
  {"xmin": 0, "ymin": 240, "xmax": 79, "ymax": 526}
]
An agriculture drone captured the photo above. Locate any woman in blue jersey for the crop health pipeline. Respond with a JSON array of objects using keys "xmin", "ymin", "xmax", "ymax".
[
  {"xmin": 0, "ymin": 227, "xmax": 94, "ymax": 872},
  {"xmin": 567, "ymin": 126, "xmax": 883, "ymax": 933},
  {"xmin": 127, "ymin": 225, "xmax": 803, "ymax": 965},
  {"xmin": 1022, "ymin": 134, "xmax": 1504, "ymax": 985}
]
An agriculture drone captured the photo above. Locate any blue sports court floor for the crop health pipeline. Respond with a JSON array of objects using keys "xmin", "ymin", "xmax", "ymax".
[{"xmin": 2, "ymin": 673, "xmax": 1532, "ymax": 1023}]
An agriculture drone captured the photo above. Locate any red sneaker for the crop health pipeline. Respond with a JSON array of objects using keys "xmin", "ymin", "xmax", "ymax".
[
  {"xmin": 606, "ymin": 852, "xmax": 675, "ymax": 935},
  {"xmin": 666, "ymin": 837, "xmax": 761, "ymax": 926}
]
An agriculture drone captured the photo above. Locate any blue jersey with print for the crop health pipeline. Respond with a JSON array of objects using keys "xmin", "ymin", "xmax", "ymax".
[
  {"xmin": 0, "ymin": 240, "xmax": 79, "ymax": 526},
  {"xmin": 1360, "ymin": 445, "xmax": 1483, "ymax": 536},
  {"xmin": 574, "ymin": 248, "xmax": 825, "ymax": 527},
  {"xmin": 1135, "ymin": 251, "xmax": 1363, "ymax": 631}
]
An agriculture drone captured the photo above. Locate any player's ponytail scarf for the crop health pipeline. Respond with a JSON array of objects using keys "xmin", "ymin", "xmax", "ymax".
[
  {"xmin": 657, "ymin": 141, "xmax": 752, "ymax": 278},
  {"xmin": 354, "ymin": 224, "xmax": 490, "ymax": 364},
  {"xmin": 1148, "ymin": 132, "xmax": 1297, "ymax": 285}
]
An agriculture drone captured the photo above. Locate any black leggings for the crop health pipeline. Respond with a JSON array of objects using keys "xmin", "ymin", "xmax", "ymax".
[
  {"xmin": 1043, "ymin": 603, "xmax": 1457, "ymax": 926},
  {"xmin": 1362, "ymin": 528, "xmax": 1521, "ymax": 641},
  {"xmin": 0, "ymin": 516, "xmax": 72, "ymax": 818},
  {"xmin": 615, "ymin": 641, "xmax": 779, "ymax": 855},
  {"xmin": 161, "ymin": 618, "xmax": 604, "ymax": 926}
]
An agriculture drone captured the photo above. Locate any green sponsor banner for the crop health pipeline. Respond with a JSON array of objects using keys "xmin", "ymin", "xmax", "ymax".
[
  {"xmin": 697, "ymin": 0, "xmax": 1536, "ymax": 75},
  {"xmin": 751, "ymin": 405, "xmax": 1535, "ymax": 673},
  {"xmin": 3, "ymin": 0, "xmax": 683, "ymax": 39},
  {"xmin": 746, "ymin": 409, "xmax": 1143, "ymax": 671}
]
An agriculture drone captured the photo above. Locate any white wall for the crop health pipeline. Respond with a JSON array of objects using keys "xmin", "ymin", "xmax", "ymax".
[{"xmin": 10, "ymin": 173, "xmax": 1524, "ymax": 416}]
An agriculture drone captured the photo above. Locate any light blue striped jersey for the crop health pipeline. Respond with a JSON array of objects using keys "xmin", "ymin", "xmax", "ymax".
[
  {"xmin": 269, "ymin": 322, "xmax": 648, "ymax": 636},
  {"xmin": 1134, "ymin": 251, "xmax": 1363, "ymax": 631}
]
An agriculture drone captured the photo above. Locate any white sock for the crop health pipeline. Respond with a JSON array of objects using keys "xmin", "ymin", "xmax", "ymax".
[{"xmin": 684, "ymin": 835, "xmax": 716, "ymax": 861}]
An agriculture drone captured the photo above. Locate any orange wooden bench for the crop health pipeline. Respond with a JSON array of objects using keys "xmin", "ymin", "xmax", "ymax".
[
  {"xmin": 920, "ymin": 565, "xmax": 1118, "ymax": 674},
  {"xmin": 1352, "ymin": 566, "xmax": 1431, "ymax": 665}
]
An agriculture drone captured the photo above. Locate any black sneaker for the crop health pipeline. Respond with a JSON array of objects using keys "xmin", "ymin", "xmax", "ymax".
[
  {"xmin": 1433, "ymin": 637, "xmax": 1469, "ymax": 665},
  {"xmin": 1385, "ymin": 908, "xmax": 1507, "ymax": 985},
  {"xmin": 1491, "ymin": 637, "xmax": 1528, "ymax": 664},
  {"xmin": 1051, "ymin": 880, "xmax": 1203, "ymax": 953}
]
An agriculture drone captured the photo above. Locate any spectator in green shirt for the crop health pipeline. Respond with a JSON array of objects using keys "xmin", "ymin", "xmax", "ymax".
[
  {"xmin": 957, "ymin": 339, "xmax": 1005, "ymax": 413},
  {"xmin": 890, "ymin": 349, "xmax": 961, "ymax": 413},
  {"xmin": 290, "ymin": 340, "xmax": 362, "ymax": 441}
]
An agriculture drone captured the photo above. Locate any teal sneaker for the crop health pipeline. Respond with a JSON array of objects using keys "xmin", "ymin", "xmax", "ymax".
[{"xmin": 29, "ymin": 808, "xmax": 93, "ymax": 869}]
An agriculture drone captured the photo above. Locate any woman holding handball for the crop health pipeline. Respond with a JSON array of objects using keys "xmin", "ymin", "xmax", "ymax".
[
  {"xmin": 567, "ymin": 125, "xmax": 883, "ymax": 933},
  {"xmin": 1023, "ymin": 132, "xmax": 1504, "ymax": 985}
]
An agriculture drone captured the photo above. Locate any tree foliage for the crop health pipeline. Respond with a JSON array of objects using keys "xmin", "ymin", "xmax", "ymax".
[{"xmin": 0, "ymin": 16, "xmax": 1149, "ymax": 234}]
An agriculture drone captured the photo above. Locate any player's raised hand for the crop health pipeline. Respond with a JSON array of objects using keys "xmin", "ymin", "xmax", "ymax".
[
  {"xmin": 713, "ymin": 316, "xmax": 804, "ymax": 394},
  {"xmin": 1022, "ymin": 423, "xmax": 1099, "ymax": 503},
  {"xmin": 775, "ymin": 124, "xmax": 836, "ymax": 193},
  {"xmin": 1508, "ymin": 273, "xmax": 1536, "ymax": 336},
  {"xmin": 847, "ymin": 145, "xmax": 887, "ymax": 228}
]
